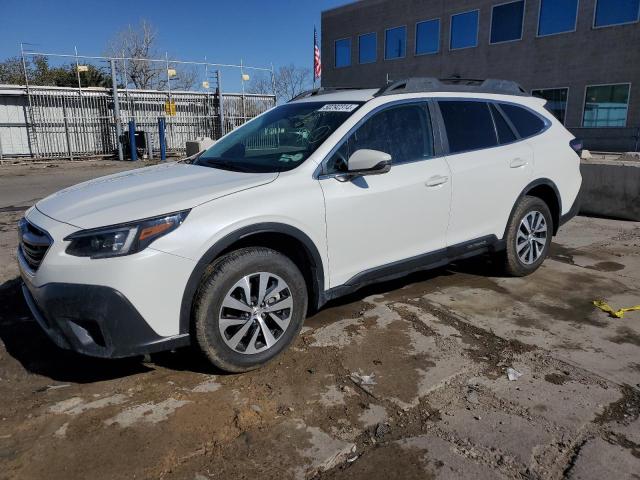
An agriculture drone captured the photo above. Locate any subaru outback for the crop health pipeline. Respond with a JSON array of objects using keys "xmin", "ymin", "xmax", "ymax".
[{"xmin": 18, "ymin": 78, "xmax": 582, "ymax": 372}]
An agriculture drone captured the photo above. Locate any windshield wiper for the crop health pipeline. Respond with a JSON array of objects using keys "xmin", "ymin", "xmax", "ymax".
[{"xmin": 199, "ymin": 158, "xmax": 252, "ymax": 173}]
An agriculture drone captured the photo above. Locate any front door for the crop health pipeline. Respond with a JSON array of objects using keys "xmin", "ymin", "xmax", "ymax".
[{"xmin": 318, "ymin": 102, "xmax": 452, "ymax": 288}]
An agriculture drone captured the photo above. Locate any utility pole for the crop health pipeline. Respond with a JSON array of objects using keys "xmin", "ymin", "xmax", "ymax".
[
  {"xmin": 20, "ymin": 42, "xmax": 37, "ymax": 158},
  {"xmin": 240, "ymin": 59, "xmax": 246, "ymax": 123},
  {"xmin": 217, "ymin": 70, "xmax": 225, "ymax": 137},
  {"xmin": 110, "ymin": 59, "xmax": 124, "ymax": 161},
  {"xmin": 270, "ymin": 63, "xmax": 277, "ymax": 101}
]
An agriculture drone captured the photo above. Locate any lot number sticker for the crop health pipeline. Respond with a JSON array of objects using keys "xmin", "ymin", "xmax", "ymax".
[{"xmin": 318, "ymin": 104, "xmax": 359, "ymax": 112}]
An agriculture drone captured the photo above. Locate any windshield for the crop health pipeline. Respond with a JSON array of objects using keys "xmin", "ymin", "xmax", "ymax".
[{"xmin": 195, "ymin": 102, "xmax": 362, "ymax": 173}]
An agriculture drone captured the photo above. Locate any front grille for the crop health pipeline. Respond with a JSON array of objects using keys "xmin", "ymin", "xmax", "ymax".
[{"xmin": 18, "ymin": 218, "xmax": 52, "ymax": 271}]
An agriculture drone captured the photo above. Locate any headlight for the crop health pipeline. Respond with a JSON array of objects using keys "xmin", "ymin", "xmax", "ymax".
[{"xmin": 65, "ymin": 210, "xmax": 189, "ymax": 259}]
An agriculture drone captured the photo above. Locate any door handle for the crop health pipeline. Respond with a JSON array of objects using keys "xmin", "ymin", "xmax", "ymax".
[
  {"xmin": 426, "ymin": 175, "xmax": 449, "ymax": 187},
  {"xmin": 510, "ymin": 157, "xmax": 528, "ymax": 168}
]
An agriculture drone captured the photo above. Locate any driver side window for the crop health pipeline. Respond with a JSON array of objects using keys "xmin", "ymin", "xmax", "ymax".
[{"xmin": 326, "ymin": 102, "xmax": 433, "ymax": 173}]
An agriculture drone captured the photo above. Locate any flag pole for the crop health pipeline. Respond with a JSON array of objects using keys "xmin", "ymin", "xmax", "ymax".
[{"xmin": 313, "ymin": 26, "xmax": 316, "ymax": 90}]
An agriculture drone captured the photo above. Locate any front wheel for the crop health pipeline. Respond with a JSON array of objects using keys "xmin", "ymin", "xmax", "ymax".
[
  {"xmin": 500, "ymin": 196, "xmax": 553, "ymax": 277},
  {"xmin": 193, "ymin": 247, "xmax": 308, "ymax": 372}
]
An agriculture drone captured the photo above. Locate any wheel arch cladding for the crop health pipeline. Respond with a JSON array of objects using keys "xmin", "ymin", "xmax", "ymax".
[
  {"xmin": 179, "ymin": 223, "xmax": 325, "ymax": 334},
  {"xmin": 505, "ymin": 179, "xmax": 562, "ymax": 238}
]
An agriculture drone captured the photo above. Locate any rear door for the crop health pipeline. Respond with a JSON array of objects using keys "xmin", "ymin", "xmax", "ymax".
[{"xmin": 438, "ymin": 100, "xmax": 534, "ymax": 246}]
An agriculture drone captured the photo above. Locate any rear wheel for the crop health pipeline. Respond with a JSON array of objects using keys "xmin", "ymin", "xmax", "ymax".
[
  {"xmin": 193, "ymin": 247, "xmax": 307, "ymax": 372},
  {"xmin": 500, "ymin": 196, "xmax": 553, "ymax": 276}
]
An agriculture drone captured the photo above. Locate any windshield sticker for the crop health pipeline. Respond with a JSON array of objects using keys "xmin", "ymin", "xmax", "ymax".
[
  {"xmin": 318, "ymin": 104, "xmax": 359, "ymax": 113},
  {"xmin": 279, "ymin": 153, "xmax": 304, "ymax": 163}
]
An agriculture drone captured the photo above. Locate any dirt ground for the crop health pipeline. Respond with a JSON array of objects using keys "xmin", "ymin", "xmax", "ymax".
[{"xmin": 1, "ymin": 160, "xmax": 639, "ymax": 480}]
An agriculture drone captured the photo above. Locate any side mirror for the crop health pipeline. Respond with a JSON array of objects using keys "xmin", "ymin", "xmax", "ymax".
[{"xmin": 342, "ymin": 149, "xmax": 391, "ymax": 180}]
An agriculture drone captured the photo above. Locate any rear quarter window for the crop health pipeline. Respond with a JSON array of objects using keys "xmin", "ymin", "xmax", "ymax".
[{"xmin": 499, "ymin": 103, "xmax": 547, "ymax": 138}]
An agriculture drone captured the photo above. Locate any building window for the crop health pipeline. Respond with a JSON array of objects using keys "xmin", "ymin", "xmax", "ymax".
[
  {"xmin": 583, "ymin": 84, "xmax": 631, "ymax": 127},
  {"xmin": 491, "ymin": 1, "xmax": 525, "ymax": 44},
  {"xmin": 358, "ymin": 33, "xmax": 377, "ymax": 64},
  {"xmin": 416, "ymin": 19, "xmax": 440, "ymax": 55},
  {"xmin": 594, "ymin": 0, "xmax": 640, "ymax": 27},
  {"xmin": 335, "ymin": 38, "xmax": 351, "ymax": 68},
  {"xmin": 532, "ymin": 88, "xmax": 569, "ymax": 124},
  {"xmin": 385, "ymin": 26, "xmax": 406, "ymax": 59},
  {"xmin": 538, "ymin": 0, "xmax": 579, "ymax": 36},
  {"xmin": 450, "ymin": 10, "xmax": 479, "ymax": 50}
]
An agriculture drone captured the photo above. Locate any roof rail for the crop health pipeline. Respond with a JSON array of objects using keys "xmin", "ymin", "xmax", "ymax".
[
  {"xmin": 375, "ymin": 77, "xmax": 529, "ymax": 97},
  {"xmin": 289, "ymin": 86, "xmax": 366, "ymax": 102}
]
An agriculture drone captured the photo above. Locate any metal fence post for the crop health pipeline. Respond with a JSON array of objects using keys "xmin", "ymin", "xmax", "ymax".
[
  {"xmin": 146, "ymin": 131, "xmax": 153, "ymax": 159},
  {"xmin": 74, "ymin": 46, "xmax": 88, "ymax": 155},
  {"xmin": 158, "ymin": 117, "xmax": 166, "ymax": 161},
  {"xmin": 217, "ymin": 70, "xmax": 225, "ymax": 137},
  {"xmin": 165, "ymin": 52, "xmax": 173, "ymax": 151},
  {"xmin": 110, "ymin": 59, "xmax": 124, "ymax": 161},
  {"xmin": 128, "ymin": 119, "xmax": 137, "ymax": 161},
  {"xmin": 62, "ymin": 102, "xmax": 73, "ymax": 160}
]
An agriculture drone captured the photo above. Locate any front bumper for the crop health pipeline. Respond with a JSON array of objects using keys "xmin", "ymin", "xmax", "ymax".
[
  {"xmin": 17, "ymin": 207, "xmax": 197, "ymax": 358},
  {"xmin": 20, "ymin": 278, "xmax": 190, "ymax": 358}
]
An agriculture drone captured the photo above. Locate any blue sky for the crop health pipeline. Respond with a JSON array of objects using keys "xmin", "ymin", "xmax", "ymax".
[{"xmin": 2, "ymin": 0, "xmax": 350, "ymax": 90}]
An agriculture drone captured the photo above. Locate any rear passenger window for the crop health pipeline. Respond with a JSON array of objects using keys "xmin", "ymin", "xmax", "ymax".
[
  {"xmin": 439, "ymin": 101, "xmax": 498, "ymax": 154},
  {"xmin": 499, "ymin": 103, "xmax": 546, "ymax": 138},
  {"xmin": 490, "ymin": 104, "xmax": 517, "ymax": 144}
]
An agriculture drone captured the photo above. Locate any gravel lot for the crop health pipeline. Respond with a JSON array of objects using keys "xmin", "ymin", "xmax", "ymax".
[{"xmin": 1, "ymin": 160, "xmax": 639, "ymax": 480}]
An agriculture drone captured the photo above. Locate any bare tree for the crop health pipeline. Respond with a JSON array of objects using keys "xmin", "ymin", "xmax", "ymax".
[
  {"xmin": 249, "ymin": 64, "xmax": 310, "ymax": 102},
  {"xmin": 105, "ymin": 20, "xmax": 195, "ymax": 91},
  {"xmin": 276, "ymin": 64, "xmax": 311, "ymax": 101},
  {"xmin": 106, "ymin": 20, "xmax": 163, "ymax": 90},
  {"xmin": 170, "ymin": 64, "xmax": 198, "ymax": 91},
  {"xmin": 247, "ymin": 74, "xmax": 273, "ymax": 96}
]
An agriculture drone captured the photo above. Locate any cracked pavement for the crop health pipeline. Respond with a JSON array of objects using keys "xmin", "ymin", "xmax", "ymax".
[{"xmin": 0, "ymin": 161, "xmax": 639, "ymax": 479}]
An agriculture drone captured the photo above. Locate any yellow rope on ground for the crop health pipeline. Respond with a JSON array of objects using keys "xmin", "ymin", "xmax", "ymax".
[{"xmin": 593, "ymin": 300, "xmax": 640, "ymax": 319}]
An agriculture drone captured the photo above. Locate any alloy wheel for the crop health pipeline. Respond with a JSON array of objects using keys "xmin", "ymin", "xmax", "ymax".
[
  {"xmin": 516, "ymin": 210, "xmax": 548, "ymax": 265},
  {"xmin": 218, "ymin": 272, "xmax": 293, "ymax": 354}
]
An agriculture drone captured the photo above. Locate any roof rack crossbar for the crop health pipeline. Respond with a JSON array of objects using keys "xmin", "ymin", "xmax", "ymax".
[{"xmin": 375, "ymin": 77, "xmax": 529, "ymax": 97}]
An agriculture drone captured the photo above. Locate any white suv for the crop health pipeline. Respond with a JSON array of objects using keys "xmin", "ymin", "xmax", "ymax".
[{"xmin": 18, "ymin": 78, "xmax": 582, "ymax": 372}]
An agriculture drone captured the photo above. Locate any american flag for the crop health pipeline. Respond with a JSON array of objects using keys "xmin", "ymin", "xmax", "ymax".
[{"xmin": 314, "ymin": 27, "xmax": 322, "ymax": 79}]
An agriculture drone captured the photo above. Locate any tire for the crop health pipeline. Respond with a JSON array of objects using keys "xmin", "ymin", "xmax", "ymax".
[
  {"xmin": 500, "ymin": 195, "xmax": 553, "ymax": 277},
  {"xmin": 193, "ymin": 247, "xmax": 307, "ymax": 373}
]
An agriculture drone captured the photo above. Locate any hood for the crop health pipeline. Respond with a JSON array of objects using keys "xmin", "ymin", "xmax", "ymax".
[{"xmin": 36, "ymin": 162, "xmax": 277, "ymax": 228}]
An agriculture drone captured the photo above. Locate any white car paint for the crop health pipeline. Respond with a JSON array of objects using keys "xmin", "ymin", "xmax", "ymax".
[
  {"xmin": 20, "ymin": 88, "xmax": 582, "ymax": 347},
  {"xmin": 319, "ymin": 156, "xmax": 452, "ymax": 286},
  {"xmin": 36, "ymin": 162, "xmax": 277, "ymax": 228}
]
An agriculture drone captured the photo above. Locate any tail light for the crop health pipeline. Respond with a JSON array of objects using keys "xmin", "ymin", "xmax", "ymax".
[{"xmin": 570, "ymin": 138, "xmax": 583, "ymax": 157}]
